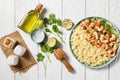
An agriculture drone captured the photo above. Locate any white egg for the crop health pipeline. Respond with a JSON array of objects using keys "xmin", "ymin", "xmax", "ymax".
[
  {"xmin": 7, "ymin": 55, "xmax": 19, "ymax": 66},
  {"xmin": 14, "ymin": 45, "xmax": 26, "ymax": 56}
]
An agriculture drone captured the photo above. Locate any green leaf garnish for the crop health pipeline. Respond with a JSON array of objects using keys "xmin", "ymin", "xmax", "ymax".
[
  {"xmin": 37, "ymin": 53, "xmax": 45, "ymax": 62},
  {"xmin": 40, "ymin": 43, "xmax": 54, "ymax": 53},
  {"xmin": 105, "ymin": 23, "xmax": 111, "ymax": 31},
  {"xmin": 52, "ymin": 25, "xmax": 59, "ymax": 32},
  {"xmin": 90, "ymin": 42, "xmax": 94, "ymax": 45},
  {"xmin": 40, "ymin": 43, "xmax": 48, "ymax": 52},
  {"xmin": 49, "ymin": 13, "xmax": 56, "ymax": 19},
  {"xmin": 49, "ymin": 47, "xmax": 54, "ymax": 53},
  {"xmin": 45, "ymin": 28, "xmax": 52, "ymax": 33},
  {"xmin": 57, "ymin": 18, "xmax": 61, "ymax": 26},
  {"xmin": 100, "ymin": 20, "xmax": 106, "ymax": 26},
  {"xmin": 43, "ymin": 18, "xmax": 48, "ymax": 24},
  {"xmin": 36, "ymin": 53, "xmax": 46, "ymax": 77}
]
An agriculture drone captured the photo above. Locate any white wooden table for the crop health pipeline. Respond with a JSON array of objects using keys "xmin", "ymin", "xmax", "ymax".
[{"xmin": 0, "ymin": 0, "xmax": 120, "ymax": 80}]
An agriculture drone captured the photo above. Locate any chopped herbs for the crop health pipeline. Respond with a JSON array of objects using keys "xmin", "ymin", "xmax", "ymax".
[
  {"xmin": 105, "ymin": 23, "xmax": 111, "ymax": 31},
  {"xmin": 90, "ymin": 42, "xmax": 94, "ymax": 46}
]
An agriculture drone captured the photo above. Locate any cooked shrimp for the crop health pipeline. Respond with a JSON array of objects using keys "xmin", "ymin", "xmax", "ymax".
[
  {"xmin": 87, "ymin": 26, "xmax": 92, "ymax": 32},
  {"xmin": 104, "ymin": 34, "xmax": 110, "ymax": 40},
  {"xmin": 100, "ymin": 34, "xmax": 109, "ymax": 43},
  {"xmin": 102, "ymin": 29, "xmax": 107, "ymax": 34},
  {"xmin": 84, "ymin": 19, "xmax": 90, "ymax": 26},
  {"xmin": 107, "ymin": 43, "xmax": 118, "ymax": 57},
  {"xmin": 90, "ymin": 22, "xmax": 96, "ymax": 28},
  {"xmin": 96, "ymin": 26, "xmax": 104, "ymax": 32},
  {"xmin": 95, "ymin": 21, "xmax": 100, "ymax": 27},
  {"xmin": 107, "ymin": 49, "xmax": 115, "ymax": 57},
  {"xmin": 113, "ymin": 43, "xmax": 118, "ymax": 51},
  {"xmin": 100, "ymin": 34, "xmax": 103, "ymax": 41},
  {"xmin": 110, "ymin": 34, "xmax": 117, "ymax": 41},
  {"xmin": 109, "ymin": 42, "xmax": 114, "ymax": 48},
  {"xmin": 86, "ymin": 37, "xmax": 94, "ymax": 42},
  {"xmin": 92, "ymin": 31, "xmax": 99, "ymax": 39},
  {"xmin": 80, "ymin": 22, "xmax": 89, "ymax": 28},
  {"xmin": 101, "ymin": 43, "xmax": 108, "ymax": 50},
  {"xmin": 94, "ymin": 40, "xmax": 101, "ymax": 48},
  {"xmin": 101, "ymin": 40, "xmax": 109, "ymax": 43},
  {"xmin": 86, "ymin": 37, "xmax": 95, "ymax": 43}
]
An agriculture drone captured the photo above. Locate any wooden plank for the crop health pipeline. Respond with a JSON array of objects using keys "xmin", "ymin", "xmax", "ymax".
[
  {"xmin": 86, "ymin": 0, "xmax": 109, "ymax": 80},
  {"xmin": 37, "ymin": 0, "xmax": 62, "ymax": 80},
  {"xmin": 14, "ymin": 0, "xmax": 39, "ymax": 80},
  {"xmin": 0, "ymin": 0, "xmax": 15, "ymax": 79},
  {"xmin": 62, "ymin": 0, "xmax": 86, "ymax": 80},
  {"xmin": 109, "ymin": 0, "xmax": 120, "ymax": 80}
]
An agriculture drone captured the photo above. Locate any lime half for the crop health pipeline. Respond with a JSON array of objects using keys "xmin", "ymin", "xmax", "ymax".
[
  {"xmin": 47, "ymin": 37, "xmax": 57, "ymax": 47},
  {"xmin": 62, "ymin": 19, "xmax": 73, "ymax": 29}
]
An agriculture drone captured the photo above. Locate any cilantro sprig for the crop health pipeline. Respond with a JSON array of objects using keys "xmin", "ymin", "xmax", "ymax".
[
  {"xmin": 36, "ymin": 13, "xmax": 66, "ymax": 78},
  {"xmin": 40, "ymin": 43, "xmax": 54, "ymax": 62},
  {"xmin": 43, "ymin": 13, "xmax": 65, "ymax": 43},
  {"xmin": 40, "ymin": 43, "xmax": 54, "ymax": 53},
  {"xmin": 37, "ymin": 53, "xmax": 46, "ymax": 77},
  {"xmin": 37, "ymin": 53, "xmax": 45, "ymax": 62}
]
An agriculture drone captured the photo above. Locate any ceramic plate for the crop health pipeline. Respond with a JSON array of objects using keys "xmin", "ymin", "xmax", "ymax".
[{"xmin": 69, "ymin": 17, "xmax": 120, "ymax": 68}]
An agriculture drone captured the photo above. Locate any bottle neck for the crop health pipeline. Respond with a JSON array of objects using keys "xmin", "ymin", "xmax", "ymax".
[{"xmin": 35, "ymin": 3, "xmax": 43, "ymax": 12}]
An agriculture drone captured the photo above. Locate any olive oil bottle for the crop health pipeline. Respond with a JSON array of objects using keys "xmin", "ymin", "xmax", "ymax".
[{"xmin": 18, "ymin": 3, "xmax": 43, "ymax": 33}]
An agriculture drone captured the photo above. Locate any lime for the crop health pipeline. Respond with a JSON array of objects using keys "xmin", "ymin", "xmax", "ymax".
[
  {"xmin": 47, "ymin": 37, "xmax": 57, "ymax": 47},
  {"xmin": 62, "ymin": 19, "xmax": 73, "ymax": 29}
]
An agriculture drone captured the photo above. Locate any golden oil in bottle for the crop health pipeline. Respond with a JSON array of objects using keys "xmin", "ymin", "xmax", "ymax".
[{"xmin": 18, "ymin": 3, "xmax": 43, "ymax": 34}]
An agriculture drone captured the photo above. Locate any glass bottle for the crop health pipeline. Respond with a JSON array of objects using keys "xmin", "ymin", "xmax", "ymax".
[{"xmin": 18, "ymin": 3, "xmax": 43, "ymax": 33}]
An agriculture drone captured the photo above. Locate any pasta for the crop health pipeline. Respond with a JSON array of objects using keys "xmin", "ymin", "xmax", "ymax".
[{"xmin": 70, "ymin": 17, "xmax": 119, "ymax": 67}]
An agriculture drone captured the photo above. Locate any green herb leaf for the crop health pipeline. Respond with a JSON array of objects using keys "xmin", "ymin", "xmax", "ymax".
[
  {"xmin": 37, "ymin": 53, "xmax": 45, "ymax": 62},
  {"xmin": 47, "ymin": 18, "xmax": 53, "ymax": 25},
  {"xmin": 105, "ymin": 23, "xmax": 111, "ymax": 31},
  {"xmin": 100, "ymin": 20, "xmax": 106, "ymax": 26},
  {"xmin": 40, "ymin": 43, "xmax": 54, "ymax": 53},
  {"xmin": 52, "ymin": 25, "xmax": 59, "ymax": 32},
  {"xmin": 40, "ymin": 43, "xmax": 48, "ymax": 52},
  {"xmin": 49, "ymin": 13, "xmax": 56, "ymax": 19},
  {"xmin": 44, "ymin": 18, "xmax": 49, "ymax": 24},
  {"xmin": 48, "ymin": 13, "xmax": 58, "ymax": 24},
  {"xmin": 90, "ymin": 42, "xmax": 94, "ymax": 45},
  {"xmin": 49, "ymin": 47, "xmax": 54, "ymax": 53},
  {"xmin": 45, "ymin": 28, "xmax": 52, "ymax": 33},
  {"xmin": 57, "ymin": 18, "xmax": 61, "ymax": 26}
]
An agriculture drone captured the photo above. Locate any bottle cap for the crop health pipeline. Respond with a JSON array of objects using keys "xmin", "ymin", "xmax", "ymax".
[{"xmin": 35, "ymin": 3, "xmax": 43, "ymax": 12}]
